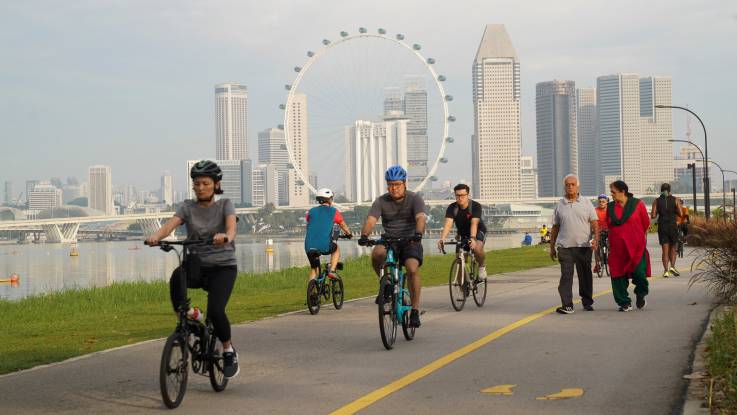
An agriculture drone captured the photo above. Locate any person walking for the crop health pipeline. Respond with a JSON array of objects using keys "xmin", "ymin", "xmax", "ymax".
[
  {"xmin": 607, "ymin": 180, "xmax": 651, "ymax": 311},
  {"xmin": 593, "ymin": 194, "xmax": 609, "ymax": 275},
  {"xmin": 651, "ymin": 183, "xmax": 682, "ymax": 277},
  {"xmin": 549, "ymin": 174, "xmax": 599, "ymax": 314}
]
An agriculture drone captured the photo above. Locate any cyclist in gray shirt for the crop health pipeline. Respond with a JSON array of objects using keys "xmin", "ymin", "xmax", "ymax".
[
  {"xmin": 359, "ymin": 165, "xmax": 426, "ymax": 328},
  {"xmin": 145, "ymin": 160, "xmax": 240, "ymax": 378}
]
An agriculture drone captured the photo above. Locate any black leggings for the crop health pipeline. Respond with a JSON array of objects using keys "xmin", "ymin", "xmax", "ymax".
[{"xmin": 169, "ymin": 265, "xmax": 237, "ymax": 343}]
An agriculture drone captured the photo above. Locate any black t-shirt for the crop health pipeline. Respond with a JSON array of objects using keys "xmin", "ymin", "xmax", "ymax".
[
  {"xmin": 656, "ymin": 195, "xmax": 678, "ymax": 226},
  {"xmin": 445, "ymin": 200, "xmax": 487, "ymax": 237}
]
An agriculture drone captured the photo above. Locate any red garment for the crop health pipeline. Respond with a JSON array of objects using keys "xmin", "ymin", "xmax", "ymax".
[
  {"xmin": 595, "ymin": 207, "xmax": 608, "ymax": 231},
  {"xmin": 305, "ymin": 209, "xmax": 344, "ymax": 223},
  {"xmin": 607, "ymin": 200, "xmax": 651, "ymax": 279}
]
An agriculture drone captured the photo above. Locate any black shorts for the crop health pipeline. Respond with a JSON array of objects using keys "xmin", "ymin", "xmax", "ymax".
[
  {"xmin": 306, "ymin": 242, "xmax": 338, "ymax": 268},
  {"xmin": 460, "ymin": 230, "xmax": 486, "ymax": 243},
  {"xmin": 393, "ymin": 241, "xmax": 424, "ymax": 267},
  {"xmin": 658, "ymin": 223, "xmax": 679, "ymax": 245}
]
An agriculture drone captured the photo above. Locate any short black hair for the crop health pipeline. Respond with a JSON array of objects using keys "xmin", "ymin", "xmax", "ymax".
[
  {"xmin": 453, "ymin": 183, "xmax": 470, "ymax": 193},
  {"xmin": 660, "ymin": 183, "xmax": 671, "ymax": 192},
  {"xmin": 610, "ymin": 180, "xmax": 632, "ymax": 197}
]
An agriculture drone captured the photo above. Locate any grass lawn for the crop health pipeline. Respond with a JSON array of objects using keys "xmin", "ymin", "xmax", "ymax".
[{"xmin": 0, "ymin": 245, "xmax": 552, "ymax": 374}]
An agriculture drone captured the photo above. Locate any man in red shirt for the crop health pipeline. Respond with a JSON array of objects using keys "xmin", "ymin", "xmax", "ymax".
[{"xmin": 593, "ymin": 194, "xmax": 609, "ymax": 274}]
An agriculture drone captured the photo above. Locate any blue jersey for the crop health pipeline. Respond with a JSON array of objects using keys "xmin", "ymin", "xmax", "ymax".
[{"xmin": 305, "ymin": 205, "xmax": 338, "ymax": 253}]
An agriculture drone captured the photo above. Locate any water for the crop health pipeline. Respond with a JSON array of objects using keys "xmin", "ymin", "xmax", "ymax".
[{"xmin": 0, "ymin": 233, "xmax": 526, "ymax": 301}]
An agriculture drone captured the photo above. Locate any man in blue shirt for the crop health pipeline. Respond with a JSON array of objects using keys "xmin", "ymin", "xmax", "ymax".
[{"xmin": 305, "ymin": 188, "xmax": 352, "ymax": 280}]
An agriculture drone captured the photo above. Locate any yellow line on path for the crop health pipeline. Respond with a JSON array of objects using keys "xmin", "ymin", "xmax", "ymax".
[{"xmin": 330, "ymin": 287, "xmax": 617, "ymax": 414}]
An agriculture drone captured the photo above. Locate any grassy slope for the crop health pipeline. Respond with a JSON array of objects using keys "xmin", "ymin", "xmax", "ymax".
[{"xmin": 0, "ymin": 245, "xmax": 551, "ymax": 374}]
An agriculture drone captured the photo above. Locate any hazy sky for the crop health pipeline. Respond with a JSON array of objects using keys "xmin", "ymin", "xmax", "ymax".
[{"xmin": 1, "ymin": 0, "xmax": 735, "ymax": 195}]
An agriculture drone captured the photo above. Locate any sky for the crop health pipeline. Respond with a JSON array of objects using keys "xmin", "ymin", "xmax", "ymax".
[{"xmin": 1, "ymin": 0, "xmax": 736, "ymax": 196}]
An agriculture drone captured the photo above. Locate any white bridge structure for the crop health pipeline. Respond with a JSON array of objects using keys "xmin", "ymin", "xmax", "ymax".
[{"xmin": 0, "ymin": 193, "xmax": 709, "ymax": 244}]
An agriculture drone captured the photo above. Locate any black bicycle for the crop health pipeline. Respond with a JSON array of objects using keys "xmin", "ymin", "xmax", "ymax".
[
  {"xmin": 677, "ymin": 224, "xmax": 687, "ymax": 258},
  {"xmin": 147, "ymin": 239, "xmax": 229, "ymax": 409},
  {"xmin": 595, "ymin": 230, "xmax": 610, "ymax": 278}
]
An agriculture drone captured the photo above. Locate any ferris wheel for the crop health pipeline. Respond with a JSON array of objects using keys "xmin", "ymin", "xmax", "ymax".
[{"xmin": 280, "ymin": 28, "xmax": 455, "ymax": 198}]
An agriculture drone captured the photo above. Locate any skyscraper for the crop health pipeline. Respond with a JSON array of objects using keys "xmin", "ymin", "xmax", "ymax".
[
  {"xmin": 404, "ymin": 79, "xmax": 429, "ymax": 187},
  {"xmin": 286, "ymin": 93, "xmax": 310, "ymax": 207},
  {"xmin": 520, "ymin": 156, "xmax": 538, "ymax": 200},
  {"xmin": 3, "ymin": 181, "xmax": 13, "ymax": 205},
  {"xmin": 536, "ymin": 80, "xmax": 578, "ymax": 197},
  {"xmin": 345, "ymin": 118, "xmax": 409, "ymax": 203},
  {"xmin": 160, "ymin": 171, "xmax": 173, "ymax": 206},
  {"xmin": 215, "ymin": 83, "xmax": 248, "ymax": 160},
  {"xmin": 89, "ymin": 165, "xmax": 113, "ymax": 215},
  {"xmin": 576, "ymin": 87, "xmax": 597, "ymax": 195},
  {"xmin": 472, "ymin": 24, "xmax": 522, "ymax": 200},
  {"xmin": 596, "ymin": 74, "xmax": 673, "ymax": 194},
  {"xmin": 252, "ymin": 163, "xmax": 279, "ymax": 207},
  {"xmin": 258, "ymin": 128, "xmax": 290, "ymax": 205},
  {"xmin": 28, "ymin": 181, "xmax": 63, "ymax": 211}
]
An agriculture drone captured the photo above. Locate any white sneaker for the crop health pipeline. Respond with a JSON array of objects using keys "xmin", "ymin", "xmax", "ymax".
[
  {"xmin": 477, "ymin": 266, "xmax": 487, "ymax": 280},
  {"xmin": 669, "ymin": 267, "xmax": 680, "ymax": 277}
]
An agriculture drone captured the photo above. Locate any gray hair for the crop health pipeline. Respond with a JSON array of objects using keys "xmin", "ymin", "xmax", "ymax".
[{"xmin": 563, "ymin": 174, "xmax": 579, "ymax": 185}]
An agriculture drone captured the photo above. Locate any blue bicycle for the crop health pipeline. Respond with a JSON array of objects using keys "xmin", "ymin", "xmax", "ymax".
[{"xmin": 363, "ymin": 236, "xmax": 415, "ymax": 350}]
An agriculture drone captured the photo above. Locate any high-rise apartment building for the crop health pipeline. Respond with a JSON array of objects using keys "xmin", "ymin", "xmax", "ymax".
[
  {"xmin": 258, "ymin": 128, "xmax": 290, "ymax": 205},
  {"xmin": 28, "ymin": 181, "xmax": 63, "ymax": 211},
  {"xmin": 160, "ymin": 171, "xmax": 173, "ymax": 206},
  {"xmin": 596, "ymin": 74, "xmax": 673, "ymax": 194},
  {"xmin": 576, "ymin": 87, "xmax": 597, "ymax": 195},
  {"xmin": 3, "ymin": 181, "xmax": 13, "ymax": 205},
  {"xmin": 472, "ymin": 24, "xmax": 521, "ymax": 200},
  {"xmin": 215, "ymin": 83, "xmax": 248, "ymax": 160},
  {"xmin": 345, "ymin": 118, "xmax": 409, "ymax": 203},
  {"xmin": 520, "ymin": 156, "xmax": 538, "ymax": 200},
  {"xmin": 252, "ymin": 163, "xmax": 279, "ymax": 207},
  {"xmin": 536, "ymin": 80, "xmax": 578, "ymax": 197},
  {"xmin": 286, "ymin": 93, "xmax": 310, "ymax": 207},
  {"xmin": 88, "ymin": 165, "xmax": 113, "ymax": 215},
  {"xmin": 25, "ymin": 180, "xmax": 40, "ymax": 206},
  {"xmin": 383, "ymin": 80, "xmax": 429, "ymax": 187}
]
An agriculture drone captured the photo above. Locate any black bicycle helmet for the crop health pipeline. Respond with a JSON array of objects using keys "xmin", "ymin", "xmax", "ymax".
[{"xmin": 190, "ymin": 160, "xmax": 223, "ymax": 181}]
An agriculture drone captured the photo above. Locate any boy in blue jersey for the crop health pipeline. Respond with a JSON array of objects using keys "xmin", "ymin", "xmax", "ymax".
[{"xmin": 305, "ymin": 188, "xmax": 352, "ymax": 279}]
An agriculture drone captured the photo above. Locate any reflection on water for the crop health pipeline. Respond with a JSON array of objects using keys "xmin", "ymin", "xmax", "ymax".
[{"xmin": 0, "ymin": 233, "xmax": 525, "ymax": 301}]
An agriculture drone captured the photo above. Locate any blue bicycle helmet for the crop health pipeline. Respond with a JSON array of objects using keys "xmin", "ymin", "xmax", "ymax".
[{"xmin": 385, "ymin": 165, "xmax": 407, "ymax": 182}]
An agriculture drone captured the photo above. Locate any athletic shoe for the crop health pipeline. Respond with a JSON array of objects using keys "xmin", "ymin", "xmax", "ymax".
[
  {"xmin": 636, "ymin": 295, "xmax": 647, "ymax": 310},
  {"xmin": 478, "ymin": 266, "xmax": 487, "ymax": 280},
  {"xmin": 374, "ymin": 283, "xmax": 391, "ymax": 305},
  {"xmin": 618, "ymin": 304, "xmax": 633, "ymax": 312},
  {"xmin": 223, "ymin": 349, "xmax": 240, "ymax": 378},
  {"xmin": 583, "ymin": 305, "xmax": 594, "ymax": 311},
  {"xmin": 662, "ymin": 270, "xmax": 671, "ymax": 278},
  {"xmin": 593, "ymin": 264, "xmax": 600, "ymax": 274},
  {"xmin": 409, "ymin": 309, "xmax": 421, "ymax": 328},
  {"xmin": 669, "ymin": 267, "xmax": 680, "ymax": 277},
  {"xmin": 556, "ymin": 306, "xmax": 574, "ymax": 314}
]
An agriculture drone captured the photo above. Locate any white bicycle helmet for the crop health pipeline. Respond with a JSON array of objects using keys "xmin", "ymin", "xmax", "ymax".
[{"xmin": 316, "ymin": 188, "xmax": 334, "ymax": 202}]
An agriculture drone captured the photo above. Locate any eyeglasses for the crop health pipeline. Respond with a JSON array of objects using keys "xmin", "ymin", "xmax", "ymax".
[
  {"xmin": 387, "ymin": 182, "xmax": 404, "ymax": 189},
  {"xmin": 454, "ymin": 193, "xmax": 469, "ymax": 198}
]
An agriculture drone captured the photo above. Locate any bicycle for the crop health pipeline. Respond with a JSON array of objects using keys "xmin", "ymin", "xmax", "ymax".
[
  {"xmin": 362, "ymin": 236, "xmax": 416, "ymax": 350},
  {"xmin": 595, "ymin": 230, "xmax": 610, "ymax": 278},
  {"xmin": 146, "ymin": 239, "xmax": 229, "ymax": 409},
  {"xmin": 306, "ymin": 235, "xmax": 351, "ymax": 315},
  {"xmin": 440, "ymin": 238, "xmax": 487, "ymax": 311},
  {"xmin": 677, "ymin": 224, "xmax": 687, "ymax": 258}
]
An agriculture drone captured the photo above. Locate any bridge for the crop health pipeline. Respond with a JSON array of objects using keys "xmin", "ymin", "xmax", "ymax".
[{"xmin": 0, "ymin": 193, "xmax": 717, "ymax": 243}]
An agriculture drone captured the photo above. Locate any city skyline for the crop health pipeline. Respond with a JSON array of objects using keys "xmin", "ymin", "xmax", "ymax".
[{"xmin": 1, "ymin": 1, "xmax": 735, "ymax": 195}]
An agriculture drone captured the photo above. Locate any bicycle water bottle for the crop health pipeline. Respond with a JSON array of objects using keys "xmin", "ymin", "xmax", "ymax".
[{"xmin": 187, "ymin": 307, "xmax": 204, "ymax": 323}]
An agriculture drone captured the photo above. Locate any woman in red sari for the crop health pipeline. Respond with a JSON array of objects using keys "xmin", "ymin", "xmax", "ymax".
[{"xmin": 607, "ymin": 180, "xmax": 651, "ymax": 312}]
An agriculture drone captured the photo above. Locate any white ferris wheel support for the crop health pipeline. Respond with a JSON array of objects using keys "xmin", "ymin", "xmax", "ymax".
[{"xmin": 282, "ymin": 29, "xmax": 453, "ymax": 197}]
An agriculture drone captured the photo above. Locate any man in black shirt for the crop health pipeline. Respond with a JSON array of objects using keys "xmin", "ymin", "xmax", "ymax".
[
  {"xmin": 651, "ymin": 182, "xmax": 683, "ymax": 277},
  {"xmin": 438, "ymin": 183, "xmax": 488, "ymax": 279}
]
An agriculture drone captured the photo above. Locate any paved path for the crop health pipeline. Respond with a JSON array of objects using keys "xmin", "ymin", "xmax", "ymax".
[{"xmin": 1, "ymin": 239, "xmax": 712, "ymax": 414}]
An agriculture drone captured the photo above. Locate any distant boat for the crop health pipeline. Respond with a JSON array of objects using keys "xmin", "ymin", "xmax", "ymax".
[{"xmin": 70, "ymin": 244, "xmax": 79, "ymax": 257}]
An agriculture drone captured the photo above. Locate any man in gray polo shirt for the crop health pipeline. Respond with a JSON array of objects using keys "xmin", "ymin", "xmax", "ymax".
[{"xmin": 549, "ymin": 174, "xmax": 599, "ymax": 314}]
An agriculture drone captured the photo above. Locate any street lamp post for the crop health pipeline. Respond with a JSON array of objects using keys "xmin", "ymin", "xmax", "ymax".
[
  {"xmin": 669, "ymin": 138, "xmax": 706, "ymax": 217},
  {"xmin": 658, "ymin": 105, "xmax": 710, "ymax": 220},
  {"xmin": 725, "ymin": 169, "xmax": 737, "ymax": 222},
  {"xmin": 694, "ymin": 159, "xmax": 727, "ymax": 222},
  {"xmin": 687, "ymin": 163, "xmax": 697, "ymax": 215}
]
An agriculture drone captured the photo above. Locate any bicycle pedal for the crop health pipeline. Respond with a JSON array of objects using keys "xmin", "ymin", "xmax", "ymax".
[{"xmin": 420, "ymin": 310, "xmax": 426, "ymax": 315}]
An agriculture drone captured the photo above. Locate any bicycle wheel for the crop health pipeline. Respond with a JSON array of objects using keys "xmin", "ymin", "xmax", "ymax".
[
  {"xmin": 378, "ymin": 273, "xmax": 397, "ymax": 350},
  {"xmin": 602, "ymin": 248, "xmax": 611, "ymax": 278},
  {"xmin": 678, "ymin": 240, "xmax": 684, "ymax": 258},
  {"xmin": 401, "ymin": 277, "xmax": 415, "ymax": 341},
  {"xmin": 207, "ymin": 331, "xmax": 229, "ymax": 392},
  {"xmin": 160, "ymin": 332, "xmax": 189, "ymax": 409},
  {"xmin": 331, "ymin": 276, "xmax": 344, "ymax": 310},
  {"xmin": 471, "ymin": 261, "xmax": 487, "ymax": 307},
  {"xmin": 448, "ymin": 259, "xmax": 466, "ymax": 311},
  {"xmin": 307, "ymin": 279, "xmax": 321, "ymax": 315}
]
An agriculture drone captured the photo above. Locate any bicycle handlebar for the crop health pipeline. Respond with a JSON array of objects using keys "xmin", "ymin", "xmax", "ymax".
[
  {"xmin": 144, "ymin": 238, "xmax": 227, "ymax": 247},
  {"xmin": 439, "ymin": 238, "xmax": 472, "ymax": 254},
  {"xmin": 361, "ymin": 235, "xmax": 413, "ymax": 247}
]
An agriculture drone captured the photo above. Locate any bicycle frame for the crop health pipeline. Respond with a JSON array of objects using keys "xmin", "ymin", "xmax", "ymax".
[{"xmin": 383, "ymin": 243, "xmax": 412, "ymax": 325}]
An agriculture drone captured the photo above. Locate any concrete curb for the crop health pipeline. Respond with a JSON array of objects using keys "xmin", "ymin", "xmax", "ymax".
[{"xmin": 681, "ymin": 304, "xmax": 726, "ymax": 414}]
